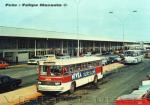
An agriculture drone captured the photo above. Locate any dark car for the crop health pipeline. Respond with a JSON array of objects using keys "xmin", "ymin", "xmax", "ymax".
[
  {"xmin": 56, "ymin": 53, "xmax": 70, "ymax": 59},
  {"xmin": 0, "ymin": 75, "xmax": 22, "ymax": 92},
  {"xmin": 102, "ymin": 51, "xmax": 112, "ymax": 55},
  {"xmin": 108, "ymin": 55, "xmax": 122, "ymax": 63}
]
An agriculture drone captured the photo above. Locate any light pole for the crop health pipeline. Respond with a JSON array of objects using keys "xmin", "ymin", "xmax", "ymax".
[
  {"xmin": 75, "ymin": 0, "xmax": 82, "ymax": 57},
  {"xmin": 34, "ymin": 39, "xmax": 37, "ymax": 56},
  {"xmin": 109, "ymin": 10, "xmax": 137, "ymax": 51}
]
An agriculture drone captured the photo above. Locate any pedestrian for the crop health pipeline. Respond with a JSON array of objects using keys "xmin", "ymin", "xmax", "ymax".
[{"xmin": 16, "ymin": 56, "xmax": 18, "ymax": 64}]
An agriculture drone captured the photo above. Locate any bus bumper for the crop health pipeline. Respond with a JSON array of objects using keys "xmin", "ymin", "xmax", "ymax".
[{"xmin": 37, "ymin": 85, "xmax": 64, "ymax": 92}]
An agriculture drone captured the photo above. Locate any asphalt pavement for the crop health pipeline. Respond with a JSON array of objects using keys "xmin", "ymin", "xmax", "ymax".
[{"xmin": 0, "ymin": 64, "xmax": 38, "ymax": 87}]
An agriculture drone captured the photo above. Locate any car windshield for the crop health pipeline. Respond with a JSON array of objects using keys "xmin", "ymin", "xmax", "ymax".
[
  {"xmin": 56, "ymin": 56, "xmax": 70, "ymax": 59},
  {"xmin": 0, "ymin": 61, "xmax": 6, "ymax": 64},
  {"xmin": 40, "ymin": 65, "xmax": 62, "ymax": 76},
  {"xmin": 109, "ymin": 56, "xmax": 117, "ymax": 59}
]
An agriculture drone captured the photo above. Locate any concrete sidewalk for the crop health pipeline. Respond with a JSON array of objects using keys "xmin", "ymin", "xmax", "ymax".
[
  {"xmin": 0, "ymin": 85, "xmax": 41, "ymax": 105},
  {"xmin": 103, "ymin": 63, "xmax": 125, "ymax": 73}
]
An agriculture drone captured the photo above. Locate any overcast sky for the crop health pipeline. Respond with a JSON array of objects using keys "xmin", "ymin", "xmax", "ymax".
[{"xmin": 0, "ymin": 0, "xmax": 150, "ymax": 41}]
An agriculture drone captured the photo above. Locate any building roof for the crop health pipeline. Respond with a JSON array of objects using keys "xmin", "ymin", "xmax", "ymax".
[{"xmin": 0, "ymin": 26, "xmax": 131, "ymax": 42}]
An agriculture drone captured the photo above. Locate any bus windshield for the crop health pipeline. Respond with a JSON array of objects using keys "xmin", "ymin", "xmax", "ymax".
[
  {"xmin": 40, "ymin": 65, "xmax": 62, "ymax": 76},
  {"xmin": 124, "ymin": 51, "xmax": 138, "ymax": 57}
]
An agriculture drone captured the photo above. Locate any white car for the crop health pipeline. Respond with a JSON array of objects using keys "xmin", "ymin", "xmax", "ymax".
[
  {"xmin": 84, "ymin": 52, "xmax": 92, "ymax": 57},
  {"xmin": 101, "ymin": 57, "xmax": 109, "ymax": 66},
  {"xmin": 28, "ymin": 56, "xmax": 46, "ymax": 65}
]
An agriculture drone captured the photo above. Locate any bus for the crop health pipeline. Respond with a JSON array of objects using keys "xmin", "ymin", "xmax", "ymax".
[
  {"xmin": 124, "ymin": 50, "xmax": 144, "ymax": 64},
  {"xmin": 37, "ymin": 56, "xmax": 103, "ymax": 93}
]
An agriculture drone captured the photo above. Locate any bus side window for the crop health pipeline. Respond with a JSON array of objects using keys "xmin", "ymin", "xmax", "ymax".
[
  {"xmin": 82, "ymin": 63, "xmax": 87, "ymax": 70},
  {"xmin": 76, "ymin": 64, "xmax": 81, "ymax": 71},
  {"xmin": 99, "ymin": 60, "xmax": 102, "ymax": 66},
  {"xmin": 92, "ymin": 61, "xmax": 96, "ymax": 67},
  {"xmin": 69, "ymin": 65, "xmax": 74, "ymax": 73},
  {"xmin": 94, "ymin": 61, "xmax": 97, "ymax": 66},
  {"xmin": 95, "ymin": 61, "xmax": 99, "ymax": 66},
  {"xmin": 62, "ymin": 65, "xmax": 74, "ymax": 75},
  {"xmin": 40, "ymin": 66, "xmax": 47, "ymax": 75},
  {"xmin": 63, "ymin": 66, "xmax": 69, "ymax": 75},
  {"xmin": 88, "ymin": 62, "xmax": 92, "ymax": 68}
]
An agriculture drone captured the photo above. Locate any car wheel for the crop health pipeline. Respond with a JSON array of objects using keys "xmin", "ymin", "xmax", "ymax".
[
  {"xmin": 10, "ymin": 83, "xmax": 17, "ymax": 90},
  {"xmin": 5, "ymin": 66, "xmax": 8, "ymax": 69}
]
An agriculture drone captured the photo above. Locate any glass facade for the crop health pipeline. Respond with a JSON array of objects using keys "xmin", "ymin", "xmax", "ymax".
[
  {"xmin": 0, "ymin": 36, "xmax": 124, "ymax": 63},
  {"xmin": 0, "ymin": 37, "xmax": 17, "ymax": 49}
]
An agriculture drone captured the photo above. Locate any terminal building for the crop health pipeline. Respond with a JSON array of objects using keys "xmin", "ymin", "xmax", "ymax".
[{"xmin": 0, "ymin": 26, "xmax": 135, "ymax": 63}]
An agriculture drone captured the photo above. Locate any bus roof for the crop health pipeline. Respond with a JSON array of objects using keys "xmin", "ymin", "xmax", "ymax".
[{"xmin": 38, "ymin": 56, "xmax": 102, "ymax": 66}]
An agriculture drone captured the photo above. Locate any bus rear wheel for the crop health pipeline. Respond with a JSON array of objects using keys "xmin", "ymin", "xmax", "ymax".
[
  {"xmin": 69, "ymin": 82, "xmax": 76, "ymax": 94},
  {"xmin": 93, "ymin": 75, "xmax": 98, "ymax": 88}
]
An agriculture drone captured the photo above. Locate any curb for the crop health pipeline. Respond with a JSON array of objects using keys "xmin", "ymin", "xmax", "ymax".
[{"xmin": 9, "ymin": 64, "xmax": 28, "ymax": 68}]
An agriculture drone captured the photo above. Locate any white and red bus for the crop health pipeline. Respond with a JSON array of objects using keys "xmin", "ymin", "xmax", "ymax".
[{"xmin": 37, "ymin": 56, "xmax": 103, "ymax": 93}]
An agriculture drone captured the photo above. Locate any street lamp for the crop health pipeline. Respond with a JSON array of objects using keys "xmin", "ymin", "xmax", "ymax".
[
  {"xmin": 75, "ymin": 0, "xmax": 82, "ymax": 57},
  {"xmin": 109, "ymin": 10, "xmax": 137, "ymax": 51}
]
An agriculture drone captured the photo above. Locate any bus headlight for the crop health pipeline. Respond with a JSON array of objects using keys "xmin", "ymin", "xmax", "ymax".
[
  {"xmin": 55, "ymin": 82, "xmax": 61, "ymax": 85},
  {"xmin": 133, "ymin": 58, "xmax": 138, "ymax": 63},
  {"xmin": 38, "ymin": 81, "xmax": 41, "ymax": 85}
]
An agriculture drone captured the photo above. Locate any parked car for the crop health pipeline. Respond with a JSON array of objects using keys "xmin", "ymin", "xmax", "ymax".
[
  {"xmin": 0, "ymin": 61, "xmax": 9, "ymax": 69},
  {"xmin": 28, "ymin": 55, "xmax": 45, "ymax": 65},
  {"xmin": 44, "ymin": 54, "xmax": 56, "ymax": 60},
  {"xmin": 101, "ymin": 57, "xmax": 109, "ymax": 66},
  {"xmin": 95, "ymin": 53, "xmax": 102, "ymax": 56},
  {"xmin": 108, "ymin": 55, "xmax": 122, "ymax": 63},
  {"xmin": 0, "ymin": 75, "xmax": 22, "ymax": 92},
  {"xmin": 95, "ymin": 54, "xmax": 109, "ymax": 66},
  {"xmin": 144, "ymin": 50, "xmax": 150, "ymax": 58},
  {"xmin": 84, "ymin": 52, "xmax": 92, "ymax": 57},
  {"xmin": 102, "ymin": 51, "xmax": 112, "ymax": 55},
  {"xmin": 115, "ymin": 91, "xmax": 150, "ymax": 105},
  {"xmin": 56, "ymin": 54, "xmax": 70, "ymax": 59},
  {"xmin": 116, "ymin": 78, "xmax": 150, "ymax": 105}
]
